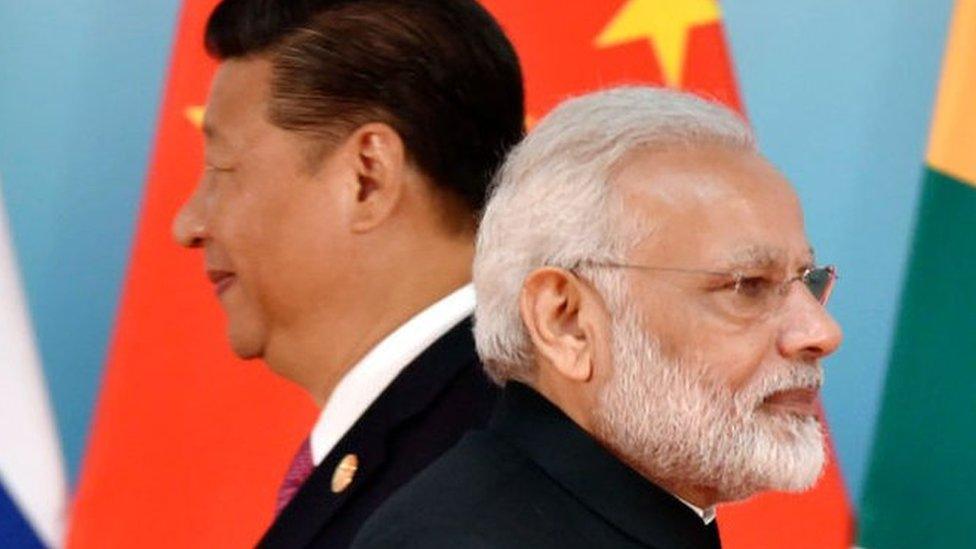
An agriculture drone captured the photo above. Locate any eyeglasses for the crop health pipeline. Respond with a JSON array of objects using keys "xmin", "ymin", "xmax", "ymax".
[{"xmin": 572, "ymin": 261, "xmax": 837, "ymax": 321}]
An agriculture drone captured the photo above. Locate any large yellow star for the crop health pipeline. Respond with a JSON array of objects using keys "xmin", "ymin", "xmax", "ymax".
[{"xmin": 596, "ymin": 0, "xmax": 722, "ymax": 86}]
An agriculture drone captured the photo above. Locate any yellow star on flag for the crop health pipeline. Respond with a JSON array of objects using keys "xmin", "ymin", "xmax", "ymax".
[
  {"xmin": 596, "ymin": 0, "xmax": 722, "ymax": 86},
  {"xmin": 184, "ymin": 105, "xmax": 206, "ymax": 129}
]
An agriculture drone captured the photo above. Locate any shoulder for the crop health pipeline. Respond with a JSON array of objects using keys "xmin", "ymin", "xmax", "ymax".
[
  {"xmin": 351, "ymin": 430, "xmax": 568, "ymax": 548},
  {"xmin": 379, "ymin": 318, "xmax": 497, "ymax": 435}
]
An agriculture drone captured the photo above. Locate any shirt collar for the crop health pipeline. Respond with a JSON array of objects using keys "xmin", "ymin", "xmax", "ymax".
[
  {"xmin": 674, "ymin": 494, "xmax": 717, "ymax": 525},
  {"xmin": 309, "ymin": 284, "xmax": 475, "ymax": 464}
]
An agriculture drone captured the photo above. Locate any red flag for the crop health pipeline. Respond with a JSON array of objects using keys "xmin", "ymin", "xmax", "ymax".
[{"xmin": 69, "ymin": 1, "xmax": 853, "ymax": 547}]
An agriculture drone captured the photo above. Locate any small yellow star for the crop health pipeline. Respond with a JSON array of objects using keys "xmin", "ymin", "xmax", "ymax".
[
  {"xmin": 596, "ymin": 0, "xmax": 722, "ymax": 86},
  {"xmin": 184, "ymin": 105, "xmax": 206, "ymax": 129}
]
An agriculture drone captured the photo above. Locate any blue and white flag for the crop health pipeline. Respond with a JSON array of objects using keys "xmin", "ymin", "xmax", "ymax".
[{"xmin": 0, "ymin": 178, "xmax": 66, "ymax": 548}]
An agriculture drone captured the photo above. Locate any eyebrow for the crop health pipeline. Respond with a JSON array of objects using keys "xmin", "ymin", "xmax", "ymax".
[
  {"xmin": 720, "ymin": 245, "xmax": 817, "ymax": 272},
  {"xmin": 721, "ymin": 246, "xmax": 785, "ymax": 270}
]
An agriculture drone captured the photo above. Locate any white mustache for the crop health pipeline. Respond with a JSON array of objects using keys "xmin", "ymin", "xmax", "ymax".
[{"xmin": 739, "ymin": 362, "xmax": 823, "ymax": 408}]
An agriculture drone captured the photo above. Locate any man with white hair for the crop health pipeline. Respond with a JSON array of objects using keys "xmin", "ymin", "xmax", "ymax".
[{"xmin": 352, "ymin": 86, "xmax": 843, "ymax": 549}]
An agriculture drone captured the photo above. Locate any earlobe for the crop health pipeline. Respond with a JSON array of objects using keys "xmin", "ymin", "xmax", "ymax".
[{"xmin": 520, "ymin": 268, "xmax": 595, "ymax": 383}]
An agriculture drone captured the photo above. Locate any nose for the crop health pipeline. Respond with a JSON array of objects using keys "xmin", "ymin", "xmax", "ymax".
[
  {"xmin": 172, "ymin": 183, "xmax": 208, "ymax": 248},
  {"xmin": 777, "ymin": 287, "xmax": 843, "ymax": 360}
]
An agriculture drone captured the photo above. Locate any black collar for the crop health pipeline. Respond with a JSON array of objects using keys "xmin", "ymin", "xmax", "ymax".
[{"xmin": 491, "ymin": 383, "xmax": 721, "ymax": 549}]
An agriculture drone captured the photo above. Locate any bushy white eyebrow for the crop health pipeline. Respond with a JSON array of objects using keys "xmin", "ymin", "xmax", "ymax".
[{"xmin": 718, "ymin": 245, "xmax": 817, "ymax": 272}]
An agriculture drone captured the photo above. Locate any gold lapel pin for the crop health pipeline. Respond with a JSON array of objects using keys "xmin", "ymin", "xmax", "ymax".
[{"xmin": 331, "ymin": 453, "xmax": 359, "ymax": 493}]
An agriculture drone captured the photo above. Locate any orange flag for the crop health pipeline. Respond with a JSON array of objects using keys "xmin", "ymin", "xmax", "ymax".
[{"xmin": 69, "ymin": 1, "xmax": 853, "ymax": 547}]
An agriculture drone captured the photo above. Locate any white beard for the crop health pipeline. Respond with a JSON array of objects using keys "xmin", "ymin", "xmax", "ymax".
[{"xmin": 593, "ymin": 303, "xmax": 827, "ymax": 502}]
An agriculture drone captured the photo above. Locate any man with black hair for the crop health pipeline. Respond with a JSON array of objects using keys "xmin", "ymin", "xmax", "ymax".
[{"xmin": 171, "ymin": 1, "xmax": 524, "ymax": 546}]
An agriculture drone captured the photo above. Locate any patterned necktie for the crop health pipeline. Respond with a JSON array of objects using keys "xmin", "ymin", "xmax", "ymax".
[{"xmin": 275, "ymin": 437, "xmax": 314, "ymax": 516}]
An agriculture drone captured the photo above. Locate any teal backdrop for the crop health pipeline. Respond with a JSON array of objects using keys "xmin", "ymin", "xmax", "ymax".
[
  {"xmin": 0, "ymin": 0, "xmax": 182, "ymax": 484},
  {"xmin": 0, "ymin": 0, "xmax": 955, "ymax": 511}
]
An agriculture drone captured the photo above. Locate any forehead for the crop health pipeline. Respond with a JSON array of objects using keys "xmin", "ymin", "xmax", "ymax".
[
  {"xmin": 203, "ymin": 58, "xmax": 274, "ymax": 149},
  {"xmin": 614, "ymin": 146, "xmax": 811, "ymax": 268}
]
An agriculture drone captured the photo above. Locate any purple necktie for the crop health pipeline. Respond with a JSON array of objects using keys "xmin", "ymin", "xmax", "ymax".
[{"xmin": 275, "ymin": 438, "xmax": 314, "ymax": 516}]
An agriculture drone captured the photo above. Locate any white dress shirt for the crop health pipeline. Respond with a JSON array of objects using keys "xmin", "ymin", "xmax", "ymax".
[
  {"xmin": 675, "ymin": 494, "xmax": 717, "ymax": 525},
  {"xmin": 309, "ymin": 284, "xmax": 476, "ymax": 465}
]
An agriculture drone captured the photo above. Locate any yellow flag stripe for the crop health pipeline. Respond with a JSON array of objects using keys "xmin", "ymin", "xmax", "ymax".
[{"xmin": 927, "ymin": 0, "xmax": 976, "ymax": 186}]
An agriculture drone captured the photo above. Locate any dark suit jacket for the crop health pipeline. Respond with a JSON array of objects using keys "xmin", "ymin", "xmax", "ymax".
[
  {"xmin": 352, "ymin": 382, "xmax": 722, "ymax": 549},
  {"xmin": 258, "ymin": 317, "xmax": 497, "ymax": 549}
]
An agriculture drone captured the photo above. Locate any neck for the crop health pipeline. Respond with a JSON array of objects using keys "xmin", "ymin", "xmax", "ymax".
[{"xmin": 264, "ymin": 232, "xmax": 474, "ymax": 406}]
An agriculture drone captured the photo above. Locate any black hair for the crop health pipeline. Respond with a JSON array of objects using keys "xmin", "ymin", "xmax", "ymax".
[{"xmin": 205, "ymin": 0, "xmax": 525, "ymax": 214}]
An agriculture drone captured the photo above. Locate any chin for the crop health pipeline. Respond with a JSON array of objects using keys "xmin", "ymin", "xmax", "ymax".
[
  {"xmin": 226, "ymin": 324, "xmax": 266, "ymax": 360},
  {"xmin": 727, "ymin": 416, "xmax": 827, "ymax": 499}
]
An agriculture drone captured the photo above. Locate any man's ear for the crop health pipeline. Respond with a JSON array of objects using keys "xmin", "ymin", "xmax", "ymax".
[
  {"xmin": 519, "ymin": 267, "xmax": 605, "ymax": 383},
  {"xmin": 340, "ymin": 122, "xmax": 407, "ymax": 233}
]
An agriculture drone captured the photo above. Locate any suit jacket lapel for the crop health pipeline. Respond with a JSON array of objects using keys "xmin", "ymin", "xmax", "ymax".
[
  {"xmin": 259, "ymin": 318, "xmax": 478, "ymax": 548},
  {"xmin": 492, "ymin": 383, "xmax": 721, "ymax": 549}
]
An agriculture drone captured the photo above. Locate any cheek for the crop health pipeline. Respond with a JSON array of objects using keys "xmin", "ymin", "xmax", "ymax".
[
  {"xmin": 696, "ymin": 330, "xmax": 773, "ymax": 391},
  {"xmin": 254, "ymin": 191, "xmax": 349, "ymax": 306},
  {"xmin": 213, "ymin": 193, "xmax": 277, "ymax": 262},
  {"xmin": 273, "ymin": 185, "xmax": 347, "ymax": 264},
  {"xmin": 207, "ymin": 181, "xmax": 310, "ymax": 312},
  {"xmin": 654, "ymin": 305, "xmax": 772, "ymax": 391},
  {"xmin": 216, "ymin": 167, "xmax": 327, "ymax": 252}
]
